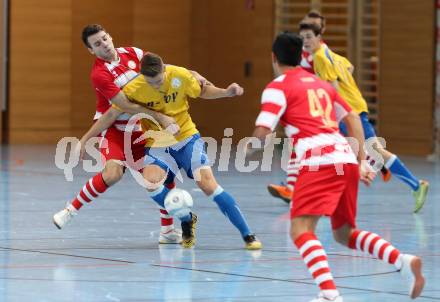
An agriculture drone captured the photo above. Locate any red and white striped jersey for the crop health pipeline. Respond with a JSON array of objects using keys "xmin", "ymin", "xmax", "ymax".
[
  {"xmin": 255, "ymin": 67, "xmax": 358, "ymax": 167},
  {"xmin": 300, "ymin": 42, "xmax": 328, "ymax": 73},
  {"xmin": 90, "ymin": 47, "xmax": 144, "ymax": 132}
]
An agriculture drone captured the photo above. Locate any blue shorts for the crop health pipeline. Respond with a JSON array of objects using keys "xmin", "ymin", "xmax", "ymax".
[
  {"xmin": 339, "ymin": 112, "xmax": 376, "ymax": 139},
  {"xmin": 144, "ymin": 133, "xmax": 210, "ymax": 184}
]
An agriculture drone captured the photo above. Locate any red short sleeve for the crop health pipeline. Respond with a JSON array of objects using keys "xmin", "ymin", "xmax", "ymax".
[{"xmin": 91, "ymin": 69, "xmax": 120, "ymax": 101}]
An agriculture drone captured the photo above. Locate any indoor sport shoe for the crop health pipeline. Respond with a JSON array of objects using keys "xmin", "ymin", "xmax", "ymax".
[
  {"xmin": 243, "ymin": 234, "xmax": 262, "ymax": 250},
  {"xmin": 309, "ymin": 293, "xmax": 343, "ymax": 302},
  {"xmin": 159, "ymin": 228, "xmax": 182, "ymax": 244},
  {"xmin": 413, "ymin": 180, "xmax": 429, "ymax": 213},
  {"xmin": 53, "ymin": 204, "xmax": 77, "ymax": 229},
  {"xmin": 181, "ymin": 213, "xmax": 197, "ymax": 248},
  {"xmin": 380, "ymin": 167, "xmax": 392, "ymax": 182},
  {"xmin": 267, "ymin": 183, "xmax": 292, "ymax": 204},
  {"xmin": 399, "ymin": 254, "xmax": 425, "ymax": 299}
]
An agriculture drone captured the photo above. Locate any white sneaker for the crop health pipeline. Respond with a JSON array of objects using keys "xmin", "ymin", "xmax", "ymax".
[
  {"xmin": 159, "ymin": 228, "xmax": 182, "ymax": 244},
  {"xmin": 310, "ymin": 293, "xmax": 343, "ymax": 302},
  {"xmin": 400, "ymin": 254, "xmax": 425, "ymax": 299},
  {"xmin": 53, "ymin": 205, "xmax": 77, "ymax": 229}
]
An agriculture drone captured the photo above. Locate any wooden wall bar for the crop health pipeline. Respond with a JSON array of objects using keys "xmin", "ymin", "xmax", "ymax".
[
  {"xmin": 5, "ymin": 0, "xmax": 436, "ymax": 156},
  {"xmin": 133, "ymin": 0, "xmax": 191, "ymax": 67},
  {"xmin": 8, "ymin": 0, "xmax": 72, "ymax": 143},
  {"xmin": 7, "ymin": 0, "xmax": 274, "ymax": 144},
  {"xmin": 190, "ymin": 0, "xmax": 274, "ymax": 141},
  {"xmin": 379, "ymin": 0, "xmax": 435, "ymax": 155}
]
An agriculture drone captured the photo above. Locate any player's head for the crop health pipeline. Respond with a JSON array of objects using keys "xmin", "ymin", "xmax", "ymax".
[
  {"xmin": 82, "ymin": 24, "xmax": 117, "ymax": 61},
  {"xmin": 302, "ymin": 10, "xmax": 326, "ymax": 35},
  {"xmin": 271, "ymin": 32, "xmax": 303, "ymax": 76},
  {"xmin": 299, "ymin": 22, "xmax": 322, "ymax": 54},
  {"xmin": 140, "ymin": 52, "xmax": 165, "ymax": 89}
]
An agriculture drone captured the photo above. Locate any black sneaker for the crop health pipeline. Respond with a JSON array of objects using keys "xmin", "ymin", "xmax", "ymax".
[
  {"xmin": 181, "ymin": 213, "xmax": 198, "ymax": 248},
  {"xmin": 243, "ymin": 234, "xmax": 262, "ymax": 250}
]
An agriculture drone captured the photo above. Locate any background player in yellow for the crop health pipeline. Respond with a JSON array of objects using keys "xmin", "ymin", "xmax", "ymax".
[
  {"xmin": 299, "ymin": 22, "xmax": 429, "ymax": 213},
  {"xmin": 267, "ymin": 11, "xmax": 392, "ymax": 204},
  {"xmin": 79, "ymin": 52, "xmax": 262, "ymax": 250}
]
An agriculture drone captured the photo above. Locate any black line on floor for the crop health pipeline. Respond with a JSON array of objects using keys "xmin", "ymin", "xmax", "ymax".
[
  {"xmin": 0, "ymin": 246, "xmax": 135, "ymax": 264},
  {"xmin": 0, "ymin": 276, "xmax": 268, "ymax": 283},
  {"xmin": 152, "ymin": 264, "xmax": 439, "ymax": 300}
]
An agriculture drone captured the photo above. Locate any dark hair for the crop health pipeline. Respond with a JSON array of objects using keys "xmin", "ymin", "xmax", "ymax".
[
  {"xmin": 306, "ymin": 10, "xmax": 326, "ymax": 33},
  {"xmin": 272, "ymin": 31, "xmax": 303, "ymax": 67},
  {"xmin": 140, "ymin": 52, "xmax": 163, "ymax": 77},
  {"xmin": 82, "ymin": 24, "xmax": 106, "ymax": 48},
  {"xmin": 299, "ymin": 22, "xmax": 321, "ymax": 37}
]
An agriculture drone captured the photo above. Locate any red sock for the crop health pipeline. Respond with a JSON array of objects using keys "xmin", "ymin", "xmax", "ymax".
[
  {"xmin": 348, "ymin": 229, "xmax": 402, "ymax": 269},
  {"xmin": 71, "ymin": 173, "xmax": 108, "ymax": 210},
  {"xmin": 160, "ymin": 208, "xmax": 174, "ymax": 229},
  {"xmin": 165, "ymin": 181, "xmax": 176, "ymax": 189},
  {"xmin": 160, "ymin": 181, "xmax": 175, "ymax": 229},
  {"xmin": 286, "ymin": 152, "xmax": 299, "ymax": 191},
  {"xmin": 294, "ymin": 232, "xmax": 339, "ymax": 299}
]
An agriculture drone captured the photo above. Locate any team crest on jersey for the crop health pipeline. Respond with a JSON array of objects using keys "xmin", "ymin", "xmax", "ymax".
[
  {"xmin": 171, "ymin": 78, "xmax": 182, "ymax": 89},
  {"xmin": 127, "ymin": 60, "xmax": 136, "ymax": 70}
]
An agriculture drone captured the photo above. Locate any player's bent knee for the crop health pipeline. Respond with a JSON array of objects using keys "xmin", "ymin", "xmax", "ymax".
[
  {"xmin": 197, "ymin": 178, "xmax": 218, "ymax": 195},
  {"xmin": 102, "ymin": 162, "xmax": 124, "ymax": 185},
  {"xmin": 290, "ymin": 216, "xmax": 319, "ymax": 240},
  {"xmin": 143, "ymin": 164, "xmax": 167, "ymax": 191}
]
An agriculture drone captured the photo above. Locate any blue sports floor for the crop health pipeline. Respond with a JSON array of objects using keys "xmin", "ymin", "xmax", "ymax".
[{"xmin": 0, "ymin": 145, "xmax": 439, "ymax": 302}]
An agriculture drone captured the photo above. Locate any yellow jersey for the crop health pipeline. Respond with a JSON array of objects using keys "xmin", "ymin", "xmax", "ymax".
[
  {"xmin": 118, "ymin": 65, "xmax": 202, "ymax": 147},
  {"xmin": 313, "ymin": 47, "xmax": 368, "ymax": 114}
]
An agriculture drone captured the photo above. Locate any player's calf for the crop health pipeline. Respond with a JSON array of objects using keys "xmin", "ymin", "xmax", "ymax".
[{"xmin": 101, "ymin": 161, "xmax": 124, "ymax": 186}]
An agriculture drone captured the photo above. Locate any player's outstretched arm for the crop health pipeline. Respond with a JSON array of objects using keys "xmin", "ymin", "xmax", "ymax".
[
  {"xmin": 78, "ymin": 107, "xmax": 121, "ymax": 159},
  {"xmin": 189, "ymin": 70, "xmax": 213, "ymax": 86},
  {"xmin": 110, "ymin": 91, "xmax": 179, "ymax": 134},
  {"xmin": 200, "ymin": 83, "xmax": 244, "ymax": 99}
]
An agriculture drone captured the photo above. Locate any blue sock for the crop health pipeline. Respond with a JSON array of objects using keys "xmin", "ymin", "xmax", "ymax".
[
  {"xmin": 148, "ymin": 186, "xmax": 191, "ymax": 222},
  {"xmin": 386, "ymin": 154, "xmax": 420, "ymax": 191},
  {"xmin": 210, "ymin": 186, "xmax": 251, "ymax": 237}
]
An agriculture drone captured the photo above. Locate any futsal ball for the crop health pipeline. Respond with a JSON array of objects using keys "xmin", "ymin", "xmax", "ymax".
[{"xmin": 164, "ymin": 188, "xmax": 194, "ymax": 218}]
